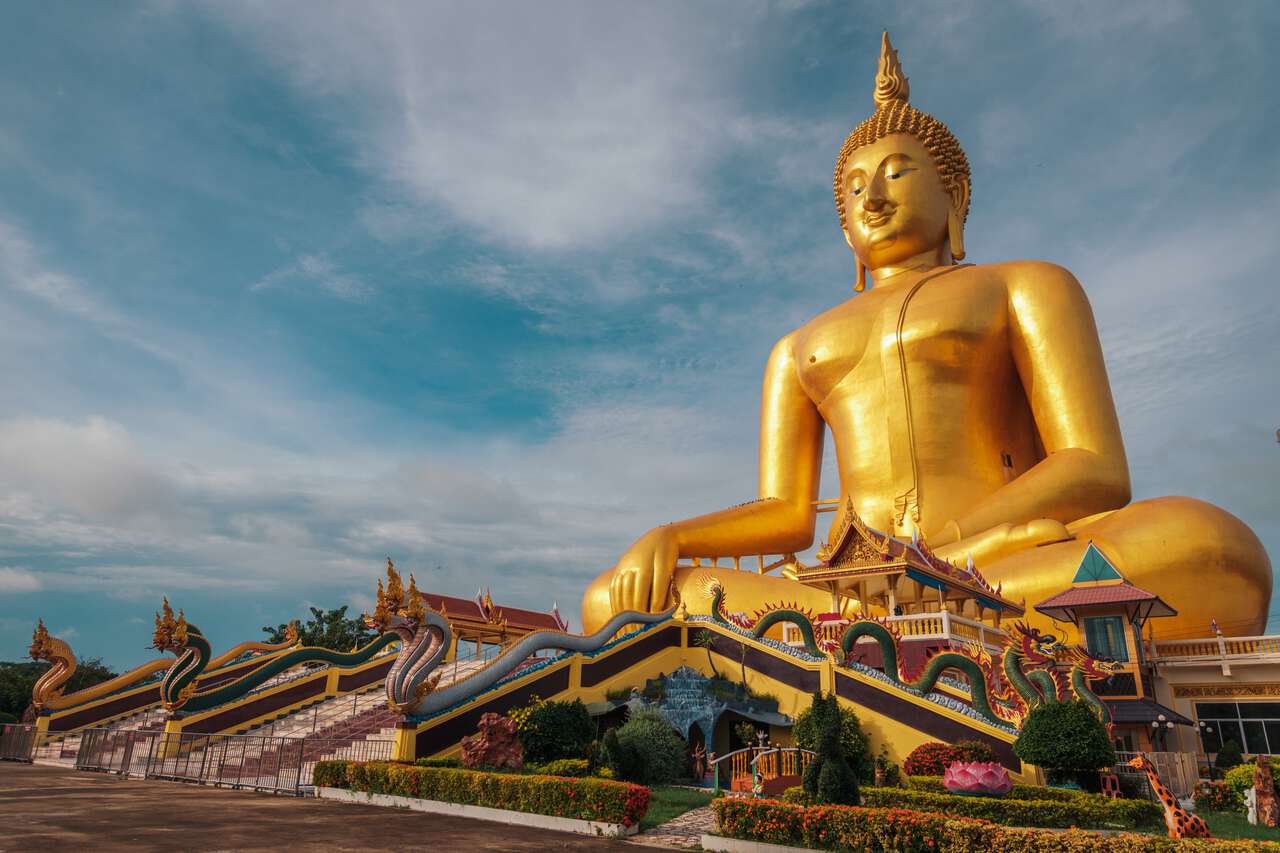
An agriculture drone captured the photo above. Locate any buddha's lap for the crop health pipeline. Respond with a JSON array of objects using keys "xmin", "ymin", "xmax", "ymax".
[{"xmin": 580, "ymin": 496, "xmax": 1270, "ymax": 639}]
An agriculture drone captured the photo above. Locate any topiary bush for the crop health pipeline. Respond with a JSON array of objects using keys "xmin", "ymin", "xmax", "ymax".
[
  {"xmin": 528, "ymin": 758, "xmax": 590, "ymax": 777},
  {"xmin": 801, "ymin": 692, "xmax": 859, "ymax": 806},
  {"xmin": 793, "ymin": 695, "xmax": 872, "ymax": 783},
  {"xmin": 515, "ymin": 698, "xmax": 594, "ymax": 765},
  {"xmin": 1013, "ymin": 700, "xmax": 1115, "ymax": 786},
  {"xmin": 904, "ymin": 741, "xmax": 963, "ymax": 777},
  {"xmin": 953, "ymin": 739, "xmax": 998, "ymax": 763},
  {"xmin": 1216, "ymin": 739, "xmax": 1245, "ymax": 771},
  {"xmin": 604, "ymin": 709, "xmax": 688, "ymax": 785}
]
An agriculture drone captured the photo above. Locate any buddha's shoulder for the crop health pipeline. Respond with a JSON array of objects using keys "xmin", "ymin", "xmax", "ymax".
[{"xmin": 975, "ymin": 259, "xmax": 1086, "ymax": 297}]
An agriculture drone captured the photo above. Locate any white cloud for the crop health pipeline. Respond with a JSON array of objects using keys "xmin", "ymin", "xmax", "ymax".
[
  {"xmin": 207, "ymin": 2, "xmax": 745, "ymax": 251},
  {"xmin": 0, "ymin": 568, "xmax": 42, "ymax": 593},
  {"xmin": 252, "ymin": 253, "xmax": 371, "ymax": 300}
]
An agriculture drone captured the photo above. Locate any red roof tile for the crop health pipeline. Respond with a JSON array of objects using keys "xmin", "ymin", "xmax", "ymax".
[
  {"xmin": 1035, "ymin": 582, "xmax": 1176, "ymax": 619},
  {"xmin": 421, "ymin": 593, "xmax": 562, "ymax": 630}
]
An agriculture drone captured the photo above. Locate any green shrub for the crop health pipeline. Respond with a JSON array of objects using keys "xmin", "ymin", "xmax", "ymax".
[
  {"xmin": 314, "ymin": 760, "xmax": 651, "ymax": 827},
  {"xmin": 781, "ymin": 785, "xmax": 808, "ymax": 805},
  {"xmin": 605, "ymin": 709, "xmax": 687, "ymax": 785},
  {"xmin": 862, "ymin": 786, "xmax": 1163, "ymax": 830},
  {"xmin": 414, "ymin": 757, "xmax": 460, "ymax": 768},
  {"xmin": 516, "ymin": 698, "xmax": 594, "ymax": 765},
  {"xmin": 792, "ymin": 694, "xmax": 872, "ymax": 782},
  {"xmin": 0, "ymin": 711, "xmax": 18, "ymax": 724},
  {"xmin": 953, "ymin": 739, "xmax": 998, "ymax": 763},
  {"xmin": 529, "ymin": 758, "xmax": 590, "ymax": 778},
  {"xmin": 801, "ymin": 692, "xmax": 859, "ymax": 806},
  {"xmin": 1216, "ymin": 739, "xmax": 1245, "ymax": 770},
  {"xmin": 712, "ymin": 796, "xmax": 1280, "ymax": 852},
  {"xmin": 1196, "ymin": 779, "xmax": 1245, "ymax": 814},
  {"xmin": 1013, "ymin": 700, "xmax": 1115, "ymax": 782}
]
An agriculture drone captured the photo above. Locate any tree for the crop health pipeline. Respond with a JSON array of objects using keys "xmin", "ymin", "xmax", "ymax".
[
  {"xmin": 262, "ymin": 606, "xmax": 377, "ymax": 650},
  {"xmin": 793, "ymin": 698, "xmax": 872, "ymax": 783},
  {"xmin": 691, "ymin": 629, "xmax": 721, "ymax": 679},
  {"xmin": 1014, "ymin": 700, "xmax": 1116, "ymax": 787},
  {"xmin": 0, "ymin": 657, "xmax": 118, "ymax": 719},
  {"xmin": 801, "ymin": 692, "xmax": 860, "ymax": 805},
  {"xmin": 1215, "ymin": 739, "xmax": 1244, "ymax": 771},
  {"xmin": 517, "ymin": 699, "xmax": 595, "ymax": 765},
  {"xmin": 604, "ymin": 709, "xmax": 688, "ymax": 785}
]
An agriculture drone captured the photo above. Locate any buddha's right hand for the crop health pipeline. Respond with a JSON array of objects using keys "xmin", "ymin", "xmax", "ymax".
[{"xmin": 609, "ymin": 526, "xmax": 679, "ymax": 615}]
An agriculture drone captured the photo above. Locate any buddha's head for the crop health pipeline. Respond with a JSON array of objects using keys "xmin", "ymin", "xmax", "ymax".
[{"xmin": 834, "ymin": 33, "xmax": 971, "ymax": 289}]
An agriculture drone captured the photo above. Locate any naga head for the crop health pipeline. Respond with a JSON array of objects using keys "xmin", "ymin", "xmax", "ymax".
[
  {"xmin": 29, "ymin": 619, "xmax": 53, "ymax": 661},
  {"xmin": 152, "ymin": 597, "xmax": 190, "ymax": 654},
  {"xmin": 364, "ymin": 558, "xmax": 430, "ymax": 634},
  {"xmin": 1007, "ymin": 622, "xmax": 1061, "ymax": 663},
  {"xmin": 1066, "ymin": 645, "xmax": 1123, "ymax": 679}
]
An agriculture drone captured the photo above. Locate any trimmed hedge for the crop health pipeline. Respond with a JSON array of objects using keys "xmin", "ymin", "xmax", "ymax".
[
  {"xmin": 712, "ymin": 797, "xmax": 1280, "ymax": 852},
  {"xmin": 862, "ymin": 786, "xmax": 1163, "ymax": 830},
  {"xmin": 527, "ymin": 758, "xmax": 590, "ymax": 778},
  {"xmin": 907, "ymin": 774, "xmax": 1111, "ymax": 803},
  {"xmin": 314, "ymin": 760, "xmax": 651, "ymax": 827}
]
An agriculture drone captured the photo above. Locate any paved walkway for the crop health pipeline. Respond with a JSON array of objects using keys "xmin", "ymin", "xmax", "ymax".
[
  {"xmin": 630, "ymin": 805, "xmax": 715, "ymax": 850},
  {"xmin": 0, "ymin": 763, "xmax": 630, "ymax": 852}
]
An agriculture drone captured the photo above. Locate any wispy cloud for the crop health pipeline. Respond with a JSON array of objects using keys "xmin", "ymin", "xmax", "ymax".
[{"xmin": 252, "ymin": 253, "xmax": 370, "ymax": 300}]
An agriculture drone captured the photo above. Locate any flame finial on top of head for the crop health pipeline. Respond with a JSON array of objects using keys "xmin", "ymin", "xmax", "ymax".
[{"xmin": 873, "ymin": 32, "xmax": 909, "ymax": 108}]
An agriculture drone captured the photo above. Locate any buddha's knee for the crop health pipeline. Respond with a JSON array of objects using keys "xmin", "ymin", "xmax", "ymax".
[
  {"xmin": 1097, "ymin": 497, "xmax": 1271, "ymax": 635},
  {"xmin": 581, "ymin": 567, "xmax": 616, "ymax": 635}
]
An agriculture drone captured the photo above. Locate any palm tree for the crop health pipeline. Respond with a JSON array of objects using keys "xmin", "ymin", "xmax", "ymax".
[{"xmin": 692, "ymin": 629, "xmax": 721, "ymax": 679}]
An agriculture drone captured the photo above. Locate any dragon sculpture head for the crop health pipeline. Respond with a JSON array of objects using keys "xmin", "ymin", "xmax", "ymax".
[
  {"xmin": 1006, "ymin": 621, "xmax": 1062, "ymax": 664},
  {"xmin": 365, "ymin": 559, "xmax": 450, "ymax": 714},
  {"xmin": 152, "ymin": 597, "xmax": 191, "ymax": 654},
  {"xmin": 29, "ymin": 618, "xmax": 78, "ymax": 710},
  {"xmin": 29, "ymin": 619, "xmax": 54, "ymax": 661},
  {"xmin": 1064, "ymin": 645, "xmax": 1123, "ymax": 680}
]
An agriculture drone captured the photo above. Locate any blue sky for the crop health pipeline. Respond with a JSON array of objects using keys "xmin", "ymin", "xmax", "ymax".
[{"xmin": 1, "ymin": 1, "xmax": 1277, "ymax": 669}]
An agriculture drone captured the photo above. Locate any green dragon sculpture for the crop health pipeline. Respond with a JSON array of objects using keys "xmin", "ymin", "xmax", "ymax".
[
  {"xmin": 151, "ymin": 598, "xmax": 399, "ymax": 713},
  {"xmin": 701, "ymin": 577, "xmax": 1118, "ymax": 731}
]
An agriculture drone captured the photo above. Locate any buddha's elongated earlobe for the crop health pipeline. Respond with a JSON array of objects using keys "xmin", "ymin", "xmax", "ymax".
[
  {"xmin": 855, "ymin": 256, "xmax": 867, "ymax": 292},
  {"xmin": 948, "ymin": 208, "xmax": 966, "ymax": 262},
  {"xmin": 948, "ymin": 177, "xmax": 969, "ymax": 262}
]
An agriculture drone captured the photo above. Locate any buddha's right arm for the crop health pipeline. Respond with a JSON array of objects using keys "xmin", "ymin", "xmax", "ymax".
[
  {"xmin": 610, "ymin": 333, "xmax": 823, "ymax": 614},
  {"xmin": 672, "ymin": 332, "xmax": 824, "ymax": 557}
]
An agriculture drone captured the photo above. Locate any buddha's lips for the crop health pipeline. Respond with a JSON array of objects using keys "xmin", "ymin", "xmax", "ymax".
[{"xmin": 863, "ymin": 211, "xmax": 894, "ymax": 227}]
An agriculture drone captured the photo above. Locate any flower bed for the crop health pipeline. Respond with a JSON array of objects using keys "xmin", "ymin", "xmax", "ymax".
[
  {"xmin": 862, "ymin": 786, "xmax": 1163, "ymax": 830},
  {"xmin": 314, "ymin": 760, "xmax": 650, "ymax": 827},
  {"xmin": 712, "ymin": 797, "xmax": 1280, "ymax": 852},
  {"xmin": 907, "ymin": 774, "xmax": 1085, "ymax": 801}
]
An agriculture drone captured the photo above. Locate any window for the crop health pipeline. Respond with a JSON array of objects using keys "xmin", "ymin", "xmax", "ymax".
[
  {"xmin": 1196, "ymin": 702, "xmax": 1280, "ymax": 755},
  {"xmin": 1083, "ymin": 616, "xmax": 1129, "ymax": 662}
]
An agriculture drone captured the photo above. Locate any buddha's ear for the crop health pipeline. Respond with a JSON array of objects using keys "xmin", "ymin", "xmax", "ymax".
[{"xmin": 947, "ymin": 176, "xmax": 969, "ymax": 262}]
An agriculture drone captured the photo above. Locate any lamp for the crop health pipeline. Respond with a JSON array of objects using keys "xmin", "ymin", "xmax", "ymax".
[{"xmin": 1166, "ymin": 722, "xmax": 1175, "ymax": 729}]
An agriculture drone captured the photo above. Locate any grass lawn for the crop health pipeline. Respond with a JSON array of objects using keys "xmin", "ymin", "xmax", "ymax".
[
  {"xmin": 640, "ymin": 786, "xmax": 715, "ymax": 831},
  {"xmin": 1202, "ymin": 811, "xmax": 1280, "ymax": 841}
]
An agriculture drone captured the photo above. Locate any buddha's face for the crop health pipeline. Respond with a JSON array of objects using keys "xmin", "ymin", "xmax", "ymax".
[{"xmin": 840, "ymin": 132, "xmax": 958, "ymax": 270}]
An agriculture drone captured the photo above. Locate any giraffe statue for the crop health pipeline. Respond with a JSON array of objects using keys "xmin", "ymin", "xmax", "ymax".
[{"xmin": 1127, "ymin": 754, "xmax": 1211, "ymax": 839}]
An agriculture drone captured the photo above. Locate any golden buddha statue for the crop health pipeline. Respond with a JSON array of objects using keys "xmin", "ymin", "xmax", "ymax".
[{"xmin": 581, "ymin": 33, "xmax": 1271, "ymax": 641}]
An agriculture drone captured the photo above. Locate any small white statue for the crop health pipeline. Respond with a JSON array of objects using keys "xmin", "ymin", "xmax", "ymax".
[{"xmin": 1246, "ymin": 787, "xmax": 1258, "ymax": 825}]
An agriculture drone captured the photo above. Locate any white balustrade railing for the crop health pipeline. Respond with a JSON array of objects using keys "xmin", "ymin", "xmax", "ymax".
[{"xmin": 782, "ymin": 610, "xmax": 1007, "ymax": 651}]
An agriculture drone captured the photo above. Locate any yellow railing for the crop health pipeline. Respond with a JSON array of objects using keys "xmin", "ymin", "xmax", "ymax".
[{"xmin": 1153, "ymin": 634, "xmax": 1280, "ymax": 662}]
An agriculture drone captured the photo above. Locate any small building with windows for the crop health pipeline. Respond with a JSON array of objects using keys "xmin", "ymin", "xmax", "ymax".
[{"xmin": 1034, "ymin": 542, "xmax": 1193, "ymax": 754}]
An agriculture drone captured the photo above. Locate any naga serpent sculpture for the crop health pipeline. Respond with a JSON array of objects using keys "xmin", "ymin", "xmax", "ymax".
[
  {"xmin": 151, "ymin": 598, "xmax": 398, "ymax": 713},
  {"xmin": 702, "ymin": 576, "xmax": 1119, "ymax": 730},
  {"xmin": 29, "ymin": 619, "xmax": 78, "ymax": 711},
  {"xmin": 365, "ymin": 561, "xmax": 675, "ymax": 717}
]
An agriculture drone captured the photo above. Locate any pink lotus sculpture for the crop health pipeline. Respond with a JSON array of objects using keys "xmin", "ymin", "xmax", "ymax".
[{"xmin": 942, "ymin": 761, "xmax": 1013, "ymax": 797}]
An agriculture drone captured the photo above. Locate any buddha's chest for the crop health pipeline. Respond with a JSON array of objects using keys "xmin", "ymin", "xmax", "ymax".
[{"xmin": 795, "ymin": 274, "xmax": 1009, "ymax": 405}]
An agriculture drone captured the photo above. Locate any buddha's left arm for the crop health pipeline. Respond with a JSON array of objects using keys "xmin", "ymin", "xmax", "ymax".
[{"xmin": 939, "ymin": 262, "xmax": 1132, "ymax": 542}]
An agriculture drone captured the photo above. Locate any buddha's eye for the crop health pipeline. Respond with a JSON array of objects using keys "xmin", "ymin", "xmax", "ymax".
[
  {"xmin": 850, "ymin": 186, "xmax": 864, "ymax": 197},
  {"xmin": 887, "ymin": 167, "xmax": 915, "ymax": 180}
]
